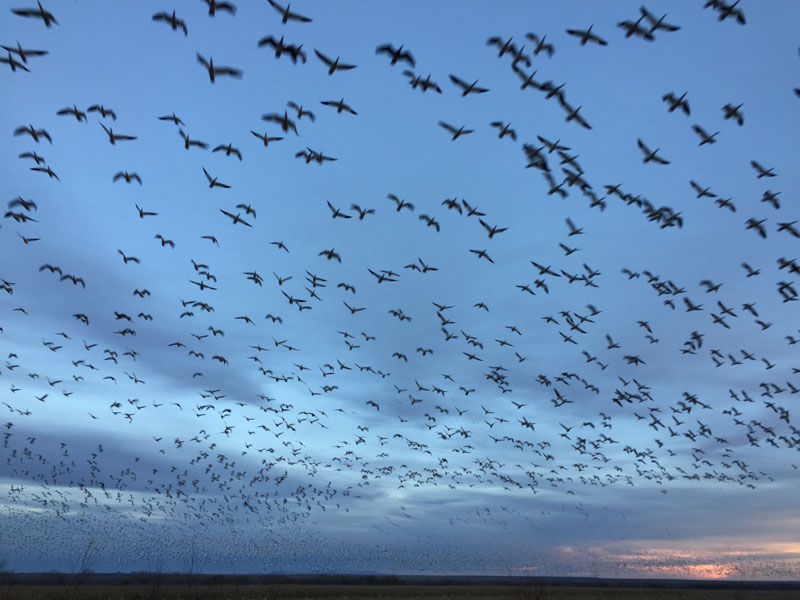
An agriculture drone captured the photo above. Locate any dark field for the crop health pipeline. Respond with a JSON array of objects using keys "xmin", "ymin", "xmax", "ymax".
[{"xmin": 2, "ymin": 583, "xmax": 799, "ymax": 600}]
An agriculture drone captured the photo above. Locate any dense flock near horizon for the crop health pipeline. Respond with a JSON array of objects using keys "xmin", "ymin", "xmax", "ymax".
[{"xmin": 2, "ymin": 0, "xmax": 800, "ymax": 578}]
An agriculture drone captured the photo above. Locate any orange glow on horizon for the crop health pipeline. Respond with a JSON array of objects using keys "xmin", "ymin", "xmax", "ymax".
[
  {"xmin": 629, "ymin": 563, "xmax": 738, "ymax": 579},
  {"xmin": 506, "ymin": 542, "xmax": 800, "ymax": 580}
]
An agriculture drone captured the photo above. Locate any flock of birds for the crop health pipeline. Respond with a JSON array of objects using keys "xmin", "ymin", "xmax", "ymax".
[{"xmin": 2, "ymin": 0, "xmax": 800, "ymax": 573}]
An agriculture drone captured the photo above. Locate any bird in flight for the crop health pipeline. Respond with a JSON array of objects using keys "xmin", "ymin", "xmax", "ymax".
[
  {"xmin": 202, "ymin": 0, "xmax": 236, "ymax": 17},
  {"xmin": 479, "ymin": 219, "xmax": 508, "ymax": 239},
  {"xmin": 565, "ymin": 218, "xmax": 583, "ymax": 236},
  {"xmin": 388, "ymin": 194, "xmax": 414, "ymax": 212},
  {"xmin": 662, "ymin": 91, "xmax": 690, "ymax": 115},
  {"xmin": 267, "ymin": 0, "xmax": 311, "ymax": 24},
  {"xmin": 1, "ymin": 52, "xmax": 30, "ymax": 72},
  {"xmin": 439, "ymin": 121, "xmax": 474, "ymax": 140},
  {"xmin": 490, "ymin": 121, "xmax": 517, "ymax": 141},
  {"xmin": 56, "ymin": 105, "xmax": 87, "ymax": 121},
  {"xmin": 745, "ymin": 217, "xmax": 767, "ymax": 239},
  {"xmin": 287, "ymin": 101, "xmax": 316, "ymax": 122},
  {"xmin": 213, "ymin": 143, "xmax": 242, "ymax": 160},
  {"xmin": 113, "ymin": 171, "xmax": 142, "ymax": 185},
  {"xmin": 321, "ymin": 98, "xmax": 357, "ymax": 115},
  {"xmin": 403, "ymin": 70, "xmax": 442, "ymax": 93},
  {"xmin": 30, "ymin": 165, "xmax": 58, "ymax": 180},
  {"xmin": 350, "ymin": 204, "xmax": 374, "ymax": 220},
  {"xmin": 179, "ymin": 129, "xmax": 208, "ymax": 150},
  {"xmin": 100, "ymin": 122, "xmax": 136, "ymax": 144},
  {"xmin": 327, "ymin": 201, "xmax": 351, "ymax": 219},
  {"xmin": 196, "ymin": 53, "xmax": 242, "ymax": 83},
  {"xmin": 219, "ymin": 209, "xmax": 252, "ymax": 227},
  {"xmin": 258, "ymin": 35, "xmax": 302, "ymax": 62},
  {"xmin": 314, "ymin": 50, "xmax": 357, "ymax": 75},
  {"xmin": 203, "ymin": 168, "xmax": 230, "ymax": 189},
  {"xmin": 251, "ymin": 130, "xmax": 284, "ymax": 147},
  {"xmin": 14, "ymin": 124, "xmax": 51, "ymax": 143},
  {"xmin": 470, "ymin": 249, "xmax": 494, "ymax": 263},
  {"xmin": 566, "ymin": 25, "xmax": 607, "ymax": 46},
  {"xmin": 135, "ymin": 204, "xmax": 157, "ymax": 218},
  {"xmin": 118, "ymin": 250, "xmax": 140, "ymax": 264},
  {"xmin": 262, "ymin": 112, "xmax": 298, "ymax": 135},
  {"xmin": 449, "ymin": 74, "xmax": 489, "ymax": 96},
  {"xmin": 1, "ymin": 42, "xmax": 48, "ymax": 64},
  {"xmin": 559, "ymin": 99, "xmax": 592, "ymax": 130},
  {"xmin": 88, "ymin": 104, "xmax": 117, "ymax": 120},
  {"xmin": 639, "ymin": 6, "xmax": 681, "ymax": 32},
  {"xmin": 11, "ymin": 1, "xmax": 58, "ymax": 28},
  {"xmin": 525, "ymin": 32, "xmax": 554, "ymax": 57},
  {"xmin": 692, "ymin": 124, "xmax": 719, "ymax": 145},
  {"xmin": 376, "ymin": 43, "xmax": 415, "ymax": 67},
  {"xmin": 637, "ymin": 138, "xmax": 670, "ymax": 164},
  {"xmin": 722, "ymin": 103, "xmax": 744, "ymax": 126},
  {"xmin": 152, "ymin": 10, "xmax": 187, "ymax": 36},
  {"xmin": 617, "ymin": 15, "xmax": 655, "ymax": 41},
  {"xmin": 750, "ymin": 160, "xmax": 776, "ymax": 178}
]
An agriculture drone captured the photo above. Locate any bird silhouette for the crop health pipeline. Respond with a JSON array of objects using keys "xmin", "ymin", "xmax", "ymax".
[
  {"xmin": 314, "ymin": 49, "xmax": 356, "ymax": 75},
  {"xmin": 197, "ymin": 53, "xmax": 242, "ymax": 83},
  {"xmin": 152, "ymin": 10, "xmax": 187, "ymax": 35},
  {"xmin": 376, "ymin": 43, "xmax": 415, "ymax": 66},
  {"xmin": 267, "ymin": 0, "xmax": 311, "ymax": 24}
]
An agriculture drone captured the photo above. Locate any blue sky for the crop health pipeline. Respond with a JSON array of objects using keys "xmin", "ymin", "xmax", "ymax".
[{"xmin": 1, "ymin": 0, "xmax": 800, "ymax": 579}]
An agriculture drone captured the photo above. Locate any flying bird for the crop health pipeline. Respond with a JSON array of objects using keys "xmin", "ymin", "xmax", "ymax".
[
  {"xmin": 376, "ymin": 43, "xmax": 415, "ymax": 66},
  {"xmin": 479, "ymin": 219, "xmax": 508, "ymax": 239},
  {"xmin": 662, "ymin": 92, "xmax": 690, "ymax": 115},
  {"xmin": 251, "ymin": 130, "xmax": 284, "ymax": 146},
  {"xmin": 692, "ymin": 124, "xmax": 719, "ymax": 145},
  {"xmin": 202, "ymin": 0, "xmax": 236, "ymax": 16},
  {"xmin": 11, "ymin": 1, "xmax": 58, "ymax": 28},
  {"xmin": 617, "ymin": 15, "xmax": 655, "ymax": 40},
  {"xmin": 745, "ymin": 217, "xmax": 767, "ymax": 239},
  {"xmin": 88, "ymin": 104, "xmax": 117, "ymax": 120},
  {"xmin": 1, "ymin": 52, "xmax": 30, "ymax": 72},
  {"xmin": 179, "ymin": 129, "xmax": 208, "ymax": 150},
  {"xmin": 287, "ymin": 101, "xmax": 316, "ymax": 122},
  {"xmin": 219, "ymin": 209, "xmax": 251, "ymax": 227},
  {"xmin": 350, "ymin": 204, "xmax": 374, "ymax": 220},
  {"xmin": 152, "ymin": 10, "xmax": 187, "ymax": 35},
  {"xmin": 212, "ymin": 143, "xmax": 242, "ymax": 160},
  {"xmin": 490, "ymin": 121, "xmax": 517, "ymax": 140},
  {"xmin": 722, "ymin": 103, "xmax": 744, "ymax": 125},
  {"xmin": 1, "ymin": 42, "xmax": 48, "ymax": 63},
  {"xmin": 14, "ymin": 124, "xmax": 51, "ymax": 143},
  {"xmin": 637, "ymin": 138, "xmax": 670, "ymax": 164},
  {"xmin": 100, "ymin": 122, "xmax": 136, "ymax": 144},
  {"xmin": 750, "ymin": 160, "xmax": 776, "ymax": 178},
  {"xmin": 56, "ymin": 105, "xmax": 87, "ymax": 121},
  {"xmin": 448, "ymin": 74, "xmax": 489, "ymax": 96},
  {"xmin": 113, "ymin": 171, "xmax": 142, "ymax": 184},
  {"xmin": 30, "ymin": 165, "xmax": 58, "ymax": 180},
  {"xmin": 388, "ymin": 194, "xmax": 414, "ymax": 212},
  {"xmin": 267, "ymin": 0, "xmax": 311, "ymax": 24},
  {"xmin": 314, "ymin": 49, "xmax": 356, "ymax": 75},
  {"xmin": 438, "ymin": 121, "xmax": 474, "ymax": 140},
  {"xmin": 639, "ymin": 6, "xmax": 681, "ymax": 32},
  {"xmin": 566, "ymin": 25, "xmax": 608, "ymax": 46},
  {"xmin": 196, "ymin": 53, "xmax": 242, "ymax": 83},
  {"xmin": 262, "ymin": 112, "xmax": 298, "ymax": 135},
  {"xmin": 525, "ymin": 32, "xmax": 554, "ymax": 56},
  {"xmin": 320, "ymin": 98, "xmax": 357, "ymax": 115},
  {"xmin": 203, "ymin": 167, "xmax": 230, "ymax": 189}
]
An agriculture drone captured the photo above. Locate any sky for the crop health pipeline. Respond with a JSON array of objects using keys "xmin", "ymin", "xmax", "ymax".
[{"xmin": 1, "ymin": 0, "xmax": 800, "ymax": 580}]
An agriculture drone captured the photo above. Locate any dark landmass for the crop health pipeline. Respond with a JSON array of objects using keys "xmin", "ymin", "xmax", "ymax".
[{"xmin": 2, "ymin": 572, "xmax": 798, "ymax": 590}]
